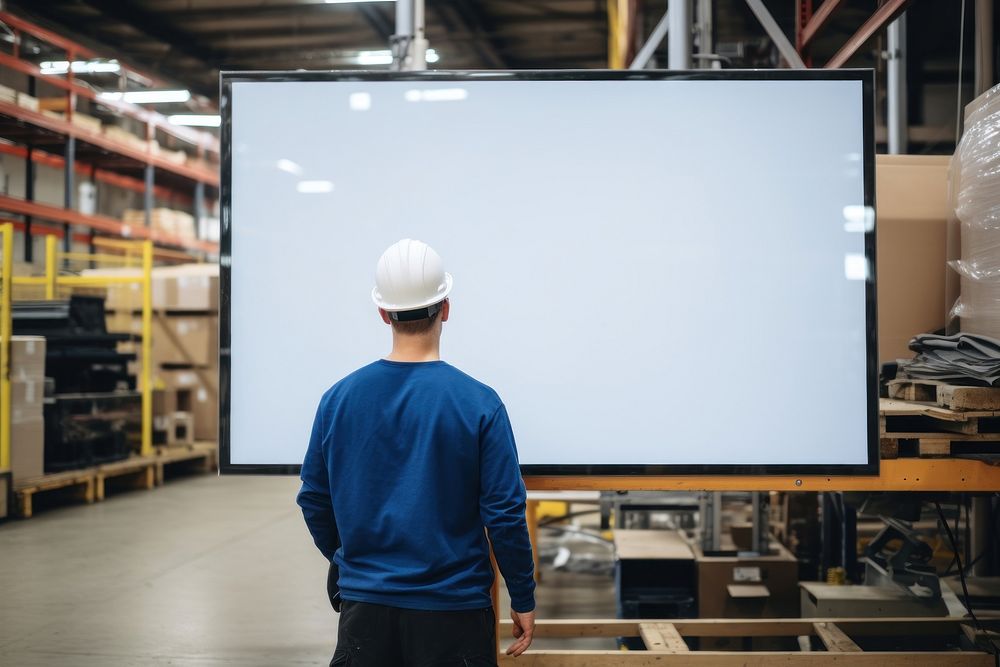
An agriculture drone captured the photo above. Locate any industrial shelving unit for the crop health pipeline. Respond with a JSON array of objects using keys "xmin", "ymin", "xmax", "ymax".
[{"xmin": 0, "ymin": 10, "xmax": 220, "ymax": 260}]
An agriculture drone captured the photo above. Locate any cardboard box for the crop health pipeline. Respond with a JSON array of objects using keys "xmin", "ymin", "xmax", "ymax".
[
  {"xmin": 158, "ymin": 369, "xmax": 218, "ymax": 441},
  {"xmin": 694, "ymin": 541, "xmax": 800, "ymax": 619},
  {"xmin": 10, "ymin": 419, "xmax": 44, "ymax": 481},
  {"xmin": 11, "ymin": 336, "xmax": 45, "ymax": 380},
  {"xmin": 161, "ymin": 264, "xmax": 219, "ymax": 311},
  {"xmin": 875, "ymin": 154, "xmax": 952, "ymax": 364},
  {"xmin": 10, "ymin": 379, "xmax": 44, "ymax": 424},
  {"xmin": 15, "ymin": 92, "xmax": 39, "ymax": 111},
  {"xmin": 116, "ymin": 314, "xmax": 218, "ymax": 366},
  {"xmin": 81, "ymin": 268, "xmax": 168, "ymax": 311}
]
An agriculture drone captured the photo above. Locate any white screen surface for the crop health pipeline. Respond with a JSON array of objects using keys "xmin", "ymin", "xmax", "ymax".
[{"xmin": 225, "ymin": 74, "xmax": 874, "ymax": 472}]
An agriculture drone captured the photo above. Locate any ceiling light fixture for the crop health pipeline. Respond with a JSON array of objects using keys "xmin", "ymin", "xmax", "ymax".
[
  {"xmin": 99, "ymin": 89, "xmax": 192, "ymax": 104},
  {"xmin": 40, "ymin": 59, "xmax": 121, "ymax": 75},
  {"xmin": 167, "ymin": 114, "xmax": 221, "ymax": 127}
]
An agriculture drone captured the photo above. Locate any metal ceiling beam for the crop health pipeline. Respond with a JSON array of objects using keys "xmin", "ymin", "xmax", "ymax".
[
  {"xmin": 434, "ymin": 1, "xmax": 509, "ymax": 68},
  {"xmin": 6, "ymin": 0, "xmax": 219, "ymax": 97},
  {"xmin": 76, "ymin": 0, "xmax": 229, "ymax": 67},
  {"xmin": 800, "ymin": 0, "xmax": 846, "ymax": 48},
  {"xmin": 744, "ymin": 0, "xmax": 806, "ymax": 69},
  {"xmin": 825, "ymin": 0, "xmax": 912, "ymax": 68}
]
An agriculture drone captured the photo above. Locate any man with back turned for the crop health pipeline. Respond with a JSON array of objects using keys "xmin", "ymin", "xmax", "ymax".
[{"xmin": 297, "ymin": 239, "xmax": 536, "ymax": 666}]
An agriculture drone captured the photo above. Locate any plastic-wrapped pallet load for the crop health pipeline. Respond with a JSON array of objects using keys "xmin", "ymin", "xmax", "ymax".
[{"xmin": 950, "ymin": 83, "xmax": 1000, "ymax": 337}]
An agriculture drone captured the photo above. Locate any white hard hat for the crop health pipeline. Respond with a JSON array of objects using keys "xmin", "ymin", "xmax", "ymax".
[{"xmin": 372, "ymin": 239, "xmax": 453, "ymax": 319}]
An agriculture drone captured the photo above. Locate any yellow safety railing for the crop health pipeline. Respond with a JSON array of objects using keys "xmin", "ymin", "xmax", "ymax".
[{"xmin": 0, "ymin": 222, "xmax": 154, "ymax": 480}]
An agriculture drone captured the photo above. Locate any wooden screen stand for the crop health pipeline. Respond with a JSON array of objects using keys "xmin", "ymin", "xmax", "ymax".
[{"xmin": 486, "ymin": 468, "xmax": 1000, "ymax": 664}]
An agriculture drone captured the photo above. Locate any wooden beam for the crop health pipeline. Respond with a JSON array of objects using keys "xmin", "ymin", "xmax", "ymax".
[
  {"xmin": 522, "ymin": 458, "xmax": 1000, "ymax": 492},
  {"xmin": 501, "ymin": 617, "xmax": 999, "ymax": 639},
  {"xmin": 813, "ymin": 622, "xmax": 861, "ymax": 652},
  {"xmin": 498, "ymin": 652, "xmax": 993, "ymax": 666},
  {"xmin": 639, "ymin": 622, "xmax": 688, "ymax": 652}
]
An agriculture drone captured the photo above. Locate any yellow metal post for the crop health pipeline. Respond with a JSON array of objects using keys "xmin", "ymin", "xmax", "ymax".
[
  {"xmin": 0, "ymin": 223, "xmax": 12, "ymax": 472},
  {"xmin": 45, "ymin": 234, "xmax": 57, "ymax": 300},
  {"xmin": 141, "ymin": 240, "xmax": 154, "ymax": 456}
]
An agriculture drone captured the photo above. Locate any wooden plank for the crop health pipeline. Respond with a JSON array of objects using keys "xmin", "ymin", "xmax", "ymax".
[
  {"xmin": 497, "ymin": 651, "xmax": 993, "ymax": 666},
  {"xmin": 501, "ymin": 617, "xmax": 997, "ymax": 639},
  {"xmin": 887, "ymin": 380, "xmax": 1000, "ymax": 411},
  {"xmin": 638, "ymin": 622, "xmax": 688, "ymax": 652},
  {"xmin": 880, "ymin": 398, "xmax": 970, "ymax": 421},
  {"xmin": 523, "ymin": 458, "xmax": 1000, "ymax": 491},
  {"xmin": 813, "ymin": 622, "xmax": 861, "ymax": 652},
  {"xmin": 615, "ymin": 529, "xmax": 694, "ymax": 560},
  {"xmin": 917, "ymin": 438, "xmax": 953, "ymax": 457}
]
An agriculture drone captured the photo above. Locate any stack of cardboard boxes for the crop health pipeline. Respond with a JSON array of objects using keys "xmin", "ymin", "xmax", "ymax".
[
  {"xmin": 95, "ymin": 264, "xmax": 220, "ymax": 446},
  {"xmin": 8, "ymin": 336, "xmax": 46, "ymax": 484}
]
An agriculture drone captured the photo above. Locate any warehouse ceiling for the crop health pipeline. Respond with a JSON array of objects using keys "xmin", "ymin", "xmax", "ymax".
[{"xmin": 4, "ymin": 0, "xmax": 984, "ymax": 154}]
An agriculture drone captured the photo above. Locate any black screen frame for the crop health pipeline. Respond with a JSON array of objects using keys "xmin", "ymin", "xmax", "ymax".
[{"xmin": 219, "ymin": 68, "xmax": 878, "ymax": 477}]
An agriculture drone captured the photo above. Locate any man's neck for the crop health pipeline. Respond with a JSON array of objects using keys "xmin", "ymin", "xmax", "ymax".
[{"xmin": 386, "ymin": 334, "xmax": 441, "ymax": 362}]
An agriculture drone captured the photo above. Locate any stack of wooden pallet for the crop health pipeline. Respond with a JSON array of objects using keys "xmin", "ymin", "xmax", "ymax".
[{"xmin": 880, "ymin": 379, "xmax": 1000, "ymax": 460}]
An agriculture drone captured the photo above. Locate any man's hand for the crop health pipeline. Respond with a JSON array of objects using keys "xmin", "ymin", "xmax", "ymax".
[{"xmin": 506, "ymin": 609, "xmax": 535, "ymax": 657}]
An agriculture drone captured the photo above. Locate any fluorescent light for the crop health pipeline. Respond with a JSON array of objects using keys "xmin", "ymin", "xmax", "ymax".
[
  {"xmin": 99, "ymin": 89, "xmax": 191, "ymax": 104},
  {"xmin": 404, "ymin": 88, "xmax": 467, "ymax": 103},
  {"xmin": 354, "ymin": 47, "xmax": 436, "ymax": 66},
  {"xmin": 325, "ymin": 0, "xmax": 395, "ymax": 3},
  {"xmin": 167, "ymin": 114, "xmax": 220, "ymax": 127},
  {"xmin": 297, "ymin": 180, "xmax": 334, "ymax": 194},
  {"xmin": 276, "ymin": 159, "xmax": 303, "ymax": 175},
  {"xmin": 40, "ymin": 59, "xmax": 120, "ymax": 75},
  {"xmin": 357, "ymin": 50, "xmax": 393, "ymax": 66},
  {"xmin": 349, "ymin": 92, "xmax": 372, "ymax": 111}
]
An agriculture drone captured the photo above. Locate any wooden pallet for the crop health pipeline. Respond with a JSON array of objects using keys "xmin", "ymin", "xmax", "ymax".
[
  {"xmin": 496, "ymin": 617, "xmax": 999, "ymax": 665},
  {"xmin": 888, "ymin": 379, "xmax": 1000, "ymax": 410},
  {"xmin": 14, "ymin": 468, "xmax": 96, "ymax": 519},
  {"xmin": 880, "ymin": 398, "xmax": 1000, "ymax": 459},
  {"xmin": 95, "ymin": 456, "xmax": 156, "ymax": 501},
  {"xmin": 154, "ymin": 441, "xmax": 216, "ymax": 484}
]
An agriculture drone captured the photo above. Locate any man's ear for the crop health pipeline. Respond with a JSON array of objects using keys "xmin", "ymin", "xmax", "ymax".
[
  {"xmin": 379, "ymin": 308, "xmax": 392, "ymax": 325},
  {"xmin": 441, "ymin": 299, "xmax": 450, "ymax": 323}
]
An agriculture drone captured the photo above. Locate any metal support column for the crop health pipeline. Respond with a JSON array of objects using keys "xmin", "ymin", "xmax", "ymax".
[
  {"xmin": 63, "ymin": 136, "xmax": 75, "ymax": 253},
  {"xmin": 24, "ymin": 146, "xmax": 34, "ymax": 263},
  {"xmin": 392, "ymin": 0, "xmax": 427, "ymax": 71},
  {"xmin": 0, "ymin": 224, "xmax": 12, "ymax": 475},
  {"xmin": 970, "ymin": 496, "xmax": 991, "ymax": 576},
  {"xmin": 194, "ymin": 181, "xmax": 205, "ymax": 240},
  {"xmin": 700, "ymin": 491, "xmax": 721, "ymax": 552},
  {"xmin": 752, "ymin": 492, "xmax": 771, "ymax": 555},
  {"xmin": 974, "ymin": 0, "xmax": 995, "ymax": 96},
  {"xmin": 140, "ymin": 240, "xmax": 153, "ymax": 457},
  {"xmin": 668, "ymin": 0, "xmax": 692, "ymax": 69},
  {"xmin": 24, "ymin": 75, "xmax": 35, "ymax": 263},
  {"xmin": 887, "ymin": 13, "xmax": 908, "ymax": 154},
  {"xmin": 695, "ymin": 0, "xmax": 714, "ymax": 68},
  {"xmin": 144, "ymin": 164, "xmax": 154, "ymax": 230}
]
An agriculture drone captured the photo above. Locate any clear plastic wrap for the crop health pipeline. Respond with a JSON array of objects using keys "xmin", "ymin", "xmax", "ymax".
[{"xmin": 949, "ymin": 83, "xmax": 1000, "ymax": 337}]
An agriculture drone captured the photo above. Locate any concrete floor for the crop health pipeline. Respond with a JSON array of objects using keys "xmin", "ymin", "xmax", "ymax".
[{"xmin": 0, "ymin": 473, "xmax": 616, "ymax": 666}]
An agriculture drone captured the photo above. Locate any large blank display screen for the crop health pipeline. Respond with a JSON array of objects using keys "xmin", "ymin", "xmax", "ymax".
[{"xmin": 221, "ymin": 71, "xmax": 877, "ymax": 476}]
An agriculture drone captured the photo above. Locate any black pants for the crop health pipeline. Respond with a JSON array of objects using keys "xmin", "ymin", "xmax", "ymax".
[{"xmin": 330, "ymin": 600, "xmax": 497, "ymax": 667}]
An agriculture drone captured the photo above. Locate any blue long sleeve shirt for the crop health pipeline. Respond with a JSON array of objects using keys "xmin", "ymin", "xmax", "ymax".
[{"xmin": 297, "ymin": 359, "xmax": 536, "ymax": 612}]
